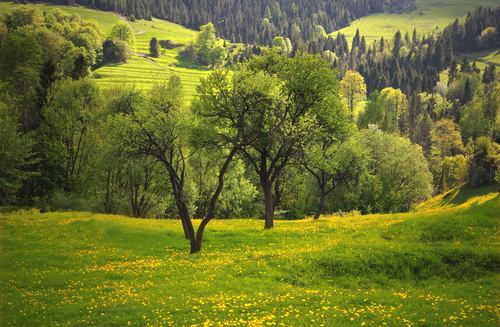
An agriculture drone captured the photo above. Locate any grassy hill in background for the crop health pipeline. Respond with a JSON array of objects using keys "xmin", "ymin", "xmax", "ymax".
[
  {"xmin": 1, "ymin": 182, "xmax": 498, "ymax": 326},
  {"xmin": 335, "ymin": 0, "xmax": 500, "ymax": 47},
  {"xmin": 1, "ymin": 1, "xmax": 498, "ymax": 99}
]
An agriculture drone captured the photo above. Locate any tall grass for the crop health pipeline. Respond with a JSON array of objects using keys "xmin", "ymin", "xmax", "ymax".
[{"xmin": 1, "ymin": 184, "xmax": 499, "ymax": 326}]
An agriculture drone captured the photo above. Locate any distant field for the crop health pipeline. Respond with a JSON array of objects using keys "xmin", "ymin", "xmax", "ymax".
[
  {"xmin": 1, "ymin": 183, "xmax": 499, "ymax": 326},
  {"xmin": 335, "ymin": 0, "xmax": 500, "ymax": 48},
  {"xmin": 455, "ymin": 48, "xmax": 500, "ymax": 71},
  {"xmin": 103, "ymin": 17, "xmax": 214, "ymax": 100},
  {"xmin": 0, "ymin": 2, "xmax": 118, "ymax": 34},
  {"xmin": 0, "ymin": 2, "xmax": 213, "ymax": 100}
]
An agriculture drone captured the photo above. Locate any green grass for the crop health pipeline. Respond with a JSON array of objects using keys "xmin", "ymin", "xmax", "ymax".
[
  {"xmin": 0, "ymin": 2, "xmax": 119, "ymax": 35},
  {"xmin": 1, "ymin": 184, "xmax": 499, "ymax": 326},
  {"xmin": 94, "ymin": 17, "xmax": 215, "ymax": 101},
  {"xmin": 454, "ymin": 48, "xmax": 500, "ymax": 72},
  {"xmin": 334, "ymin": 0, "xmax": 500, "ymax": 49}
]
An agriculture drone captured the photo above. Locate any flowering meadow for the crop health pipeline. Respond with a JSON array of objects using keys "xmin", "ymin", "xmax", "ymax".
[{"xmin": 1, "ymin": 184, "xmax": 499, "ymax": 326}]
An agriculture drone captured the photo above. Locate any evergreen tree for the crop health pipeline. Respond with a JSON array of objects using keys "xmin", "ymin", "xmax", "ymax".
[
  {"xmin": 434, "ymin": 42, "xmax": 444, "ymax": 72},
  {"xmin": 460, "ymin": 56, "xmax": 471, "ymax": 73},
  {"xmin": 448, "ymin": 59, "xmax": 458, "ymax": 86},
  {"xmin": 149, "ymin": 37, "xmax": 159, "ymax": 57},
  {"xmin": 392, "ymin": 30, "xmax": 401, "ymax": 57},
  {"xmin": 462, "ymin": 77, "xmax": 472, "ymax": 105}
]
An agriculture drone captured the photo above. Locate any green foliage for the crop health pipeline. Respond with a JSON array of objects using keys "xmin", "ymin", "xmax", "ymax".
[
  {"xmin": 193, "ymin": 23, "xmax": 225, "ymax": 67},
  {"xmin": 110, "ymin": 20, "xmax": 135, "ymax": 49},
  {"xmin": 0, "ymin": 33, "xmax": 42, "ymax": 84},
  {"xmin": 358, "ymin": 90, "xmax": 387, "ymax": 130},
  {"xmin": 0, "ymin": 103, "xmax": 35, "ymax": 205},
  {"xmin": 1, "ymin": 5, "xmax": 43, "ymax": 30},
  {"xmin": 354, "ymin": 127, "xmax": 433, "ymax": 213},
  {"xmin": 149, "ymin": 36, "xmax": 159, "ymax": 57},
  {"xmin": 42, "ymin": 77, "xmax": 103, "ymax": 194}
]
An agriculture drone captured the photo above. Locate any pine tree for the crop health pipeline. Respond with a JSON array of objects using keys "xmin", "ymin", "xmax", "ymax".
[
  {"xmin": 462, "ymin": 77, "xmax": 472, "ymax": 105},
  {"xmin": 434, "ymin": 43, "xmax": 444, "ymax": 72},
  {"xmin": 149, "ymin": 37, "xmax": 159, "ymax": 57},
  {"xmin": 392, "ymin": 30, "xmax": 402, "ymax": 57}
]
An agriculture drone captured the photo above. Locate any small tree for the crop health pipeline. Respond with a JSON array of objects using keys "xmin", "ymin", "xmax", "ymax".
[
  {"xmin": 193, "ymin": 23, "xmax": 225, "ymax": 67},
  {"xmin": 340, "ymin": 70, "xmax": 367, "ymax": 122},
  {"xmin": 149, "ymin": 37, "xmax": 159, "ymax": 57},
  {"xmin": 110, "ymin": 20, "xmax": 135, "ymax": 49}
]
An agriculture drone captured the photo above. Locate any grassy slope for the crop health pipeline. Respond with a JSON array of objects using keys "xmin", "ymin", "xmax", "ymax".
[
  {"xmin": 95, "ymin": 16, "xmax": 214, "ymax": 101},
  {"xmin": 334, "ymin": 0, "xmax": 500, "ymax": 47},
  {"xmin": 0, "ymin": 2, "xmax": 213, "ymax": 102},
  {"xmin": 1, "ymin": 184, "xmax": 498, "ymax": 326}
]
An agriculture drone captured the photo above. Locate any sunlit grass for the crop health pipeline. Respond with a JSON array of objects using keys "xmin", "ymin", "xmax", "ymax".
[
  {"xmin": 334, "ymin": 0, "xmax": 499, "ymax": 49},
  {"xmin": 1, "ymin": 184, "xmax": 499, "ymax": 326}
]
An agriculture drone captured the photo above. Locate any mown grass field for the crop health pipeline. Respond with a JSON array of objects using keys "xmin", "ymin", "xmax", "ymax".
[
  {"xmin": 94, "ymin": 16, "xmax": 214, "ymax": 101},
  {"xmin": 1, "ymin": 183, "xmax": 499, "ymax": 326}
]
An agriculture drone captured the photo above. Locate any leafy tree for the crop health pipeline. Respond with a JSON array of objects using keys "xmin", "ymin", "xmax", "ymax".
[
  {"xmin": 195, "ymin": 49, "xmax": 345, "ymax": 228},
  {"xmin": 110, "ymin": 20, "xmax": 135, "ymax": 49},
  {"xmin": 1, "ymin": 6, "xmax": 43, "ymax": 30},
  {"xmin": 431, "ymin": 118, "xmax": 463, "ymax": 159},
  {"xmin": 193, "ymin": 23, "xmax": 225, "ymax": 67},
  {"xmin": 0, "ymin": 102, "xmax": 35, "ymax": 205},
  {"xmin": 302, "ymin": 131, "xmax": 365, "ymax": 219},
  {"xmin": 380, "ymin": 87, "xmax": 407, "ymax": 133},
  {"xmin": 149, "ymin": 36, "xmax": 159, "ymax": 57},
  {"xmin": 109, "ymin": 76, "xmax": 195, "ymax": 241},
  {"xmin": 43, "ymin": 78, "xmax": 103, "ymax": 194},
  {"xmin": 70, "ymin": 53, "xmax": 89, "ymax": 80},
  {"xmin": 340, "ymin": 70, "xmax": 367, "ymax": 121},
  {"xmin": 272, "ymin": 36, "xmax": 287, "ymax": 52},
  {"xmin": 358, "ymin": 90, "xmax": 393, "ymax": 132},
  {"xmin": 357, "ymin": 126, "xmax": 433, "ymax": 213}
]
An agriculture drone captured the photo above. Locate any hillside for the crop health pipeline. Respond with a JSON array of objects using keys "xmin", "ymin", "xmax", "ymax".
[{"xmin": 1, "ymin": 184, "xmax": 498, "ymax": 326}]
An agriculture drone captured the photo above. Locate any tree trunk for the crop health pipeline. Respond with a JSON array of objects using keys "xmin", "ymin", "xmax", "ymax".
[
  {"xmin": 263, "ymin": 182, "xmax": 274, "ymax": 228},
  {"xmin": 193, "ymin": 147, "xmax": 238, "ymax": 253},
  {"xmin": 314, "ymin": 190, "xmax": 326, "ymax": 219},
  {"xmin": 259, "ymin": 150, "xmax": 274, "ymax": 229}
]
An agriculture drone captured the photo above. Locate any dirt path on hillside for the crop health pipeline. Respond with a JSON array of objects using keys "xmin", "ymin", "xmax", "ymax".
[{"xmin": 115, "ymin": 12, "xmax": 145, "ymax": 34}]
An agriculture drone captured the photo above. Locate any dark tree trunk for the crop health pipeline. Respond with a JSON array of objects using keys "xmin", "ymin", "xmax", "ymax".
[
  {"xmin": 263, "ymin": 181, "xmax": 274, "ymax": 228},
  {"xmin": 259, "ymin": 150, "xmax": 274, "ymax": 229},
  {"xmin": 193, "ymin": 147, "xmax": 238, "ymax": 252},
  {"xmin": 314, "ymin": 190, "xmax": 326, "ymax": 219}
]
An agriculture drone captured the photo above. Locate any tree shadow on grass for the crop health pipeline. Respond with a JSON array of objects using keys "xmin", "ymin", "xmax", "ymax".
[{"xmin": 439, "ymin": 182, "xmax": 498, "ymax": 208}]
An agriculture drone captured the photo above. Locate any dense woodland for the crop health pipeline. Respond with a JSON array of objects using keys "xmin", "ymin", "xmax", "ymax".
[{"xmin": 0, "ymin": 4, "xmax": 499, "ymax": 241}]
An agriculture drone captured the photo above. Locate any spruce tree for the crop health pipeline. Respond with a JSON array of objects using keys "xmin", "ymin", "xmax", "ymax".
[
  {"xmin": 149, "ymin": 37, "xmax": 159, "ymax": 57},
  {"xmin": 462, "ymin": 77, "xmax": 472, "ymax": 105}
]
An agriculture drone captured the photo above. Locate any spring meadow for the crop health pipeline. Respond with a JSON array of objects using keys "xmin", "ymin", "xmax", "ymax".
[{"xmin": 0, "ymin": 0, "xmax": 499, "ymax": 325}]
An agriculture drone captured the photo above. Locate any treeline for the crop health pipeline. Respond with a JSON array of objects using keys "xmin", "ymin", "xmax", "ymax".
[{"xmin": 24, "ymin": 0, "xmax": 415, "ymax": 46}]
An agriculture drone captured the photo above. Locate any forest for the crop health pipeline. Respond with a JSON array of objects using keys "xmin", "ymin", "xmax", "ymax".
[{"xmin": 0, "ymin": 3, "xmax": 499, "ymax": 241}]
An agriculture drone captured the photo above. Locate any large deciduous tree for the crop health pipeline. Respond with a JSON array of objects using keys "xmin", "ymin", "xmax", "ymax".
[
  {"xmin": 358, "ymin": 126, "xmax": 433, "ymax": 213},
  {"xmin": 195, "ymin": 49, "xmax": 347, "ymax": 228}
]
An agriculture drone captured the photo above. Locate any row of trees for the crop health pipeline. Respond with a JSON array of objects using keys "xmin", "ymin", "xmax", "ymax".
[{"xmin": 1, "ymin": 41, "xmax": 435, "ymax": 253}]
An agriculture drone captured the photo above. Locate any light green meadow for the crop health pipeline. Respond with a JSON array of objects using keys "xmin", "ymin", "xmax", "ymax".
[
  {"xmin": 1, "ymin": 183, "xmax": 499, "ymax": 326},
  {"xmin": 333, "ymin": 0, "xmax": 500, "ymax": 48}
]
